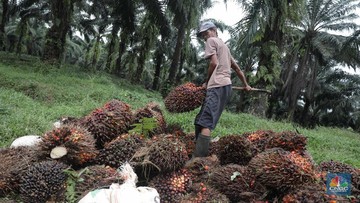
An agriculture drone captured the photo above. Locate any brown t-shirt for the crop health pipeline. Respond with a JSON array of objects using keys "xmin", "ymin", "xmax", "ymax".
[{"xmin": 204, "ymin": 37, "xmax": 232, "ymax": 89}]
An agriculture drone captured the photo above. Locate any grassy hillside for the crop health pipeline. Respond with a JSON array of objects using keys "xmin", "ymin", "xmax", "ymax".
[{"xmin": 0, "ymin": 52, "xmax": 359, "ymax": 168}]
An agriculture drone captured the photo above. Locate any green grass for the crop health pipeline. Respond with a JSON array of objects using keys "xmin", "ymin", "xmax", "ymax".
[{"xmin": 1, "ymin": 52, "xmax": 359, "ymax": 168}]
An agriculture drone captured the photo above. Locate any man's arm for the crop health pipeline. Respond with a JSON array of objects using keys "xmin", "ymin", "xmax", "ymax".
[{"xmin": 230, "ymin": 57, "xmax": 251, "ymax": 90}]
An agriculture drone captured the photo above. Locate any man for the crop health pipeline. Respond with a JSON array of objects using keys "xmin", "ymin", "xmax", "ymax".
[{"xmin": 193, "ymin": 21, "xmax": 252, "ymax": 157}]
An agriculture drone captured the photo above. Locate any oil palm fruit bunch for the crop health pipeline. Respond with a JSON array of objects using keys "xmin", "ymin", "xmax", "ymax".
[
  {"xmin": 212, "ymin": 135, "xmax": 258, "ymax": 165},
  {"xmin": 147, "ymin": 137, "xmax": 189, "ymax": 173},
  {"xmin": 83, "ymin": 99, "xmax": 133, "ymax": 148},
  {"xmin": 248, "ymin": 148, "xmax": 316, "ymax": 191},
  {"xmin": 41, "ymin": 124, "xmax": 98, "ymax": 168},
  {"xmin": 180, "ymin": 182, "xmax": 230, "ymax": 203},
  {"xmin": 184, "ymin": 155, "xmax": 220, "ymax": 184},
  {"xmin": 286, "ymin": 151, "xmax": 317, "ymax": 178},
  {"xmin": 0, "ymin": 146, "xmax": 40, "ymax": 197},
  {"xmin": 208, "ymin": 164, "xmax": 266, "ymax": 203},
  {"xmin": 166, "ymin": 124, "xmax": 195, "ymax": 157},
  {"xmin": 76, "ymin": 165, "xmax": 121, "ymax": 198},
  {"xmin": 265, "ymin": 131, "xmax": 307, "ymax": 153},
  {"xmin": 97, "ymin": 133, "xmax": 145, "ymax": 168},
  {"xmin": 19, "ymin": 160, "xmax": 68, "ymax": 203},
  {"xmin": 148, "ymin": 169, "xmax": 192, "ymax": 203},
  {"xmin": 282, "ymin": 182, "xmax": 326, "ymax": 203},
  {"xmin": 164, "ymin": 82, "xmax": 206, "ymax": 113},
  {"xmin": 133, "ymin": 102, "xmax": 167, "ymax": 136},
  {"xmin": 318, "ymin": 160, "xmax": 360, "ymax": 191},
  {"xmin": 208, "ymin": 137, "xmax": 220, "ymax": 156},
  {"xmin": 243, "ymin": 130, "xmax": 276, "ymax": 152}
]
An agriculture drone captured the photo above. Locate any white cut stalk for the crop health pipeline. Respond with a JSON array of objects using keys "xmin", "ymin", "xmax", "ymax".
[{"xmin": 50, "ymin": 146, "xmax": 68, "ymax": 159}]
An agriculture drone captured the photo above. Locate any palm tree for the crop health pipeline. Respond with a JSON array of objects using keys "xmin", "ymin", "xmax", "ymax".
[
  {"xmin": 163, "ymin": 0, "xmax": 212, "ymax": 94},
  {"xmin": 314, "ymin": 69, "xmax": 360, "ymax": 131},
  {"xmin": 0, "ymin": 0, "xmax": 10, "ymax": 50},
  {"xmin": 42, "ymin": 0, "xmax": 79, "ymax": 64},
  {"xmin": 227, "ymin": 24, "xmax": 259, "ymax": 113},
  {"xmin": 131, "ymin": 16, "xmax": 157, "ymax": 83},
  {"xmin": 279, "ymin": 0, "xmax": 360, "ymax": 123},
  {"xmin": 234, "ymin": 0, "xmax": 305, "ymax": 117},
  {"xmin": 105, "ymin": 0, "xmax": 170, "ymax": 77}
]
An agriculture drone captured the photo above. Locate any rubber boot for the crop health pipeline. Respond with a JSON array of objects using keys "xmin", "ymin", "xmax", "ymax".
[
  {"xmin": 193, "ymin": 134, "xmax": 211, "ymax": 157},
  {"xmin": 195, "ymin": 125, "xmax": 202, "ymax": 141}
]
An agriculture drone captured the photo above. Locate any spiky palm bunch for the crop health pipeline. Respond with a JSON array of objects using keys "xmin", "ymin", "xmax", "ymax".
[
  {"xmin": 184, "ymin": 155, "xmax": 220, "ymax": 184},
  {"xmin": 164, "ymin": 82, "xmax": 206, "ymax": 113},
  {"xmin": 76, "ymin": 165, "xmax": 121, "ymax": 198},
  {"xmin": 208, "ymin": 164, "xmax": 266, "ymax": 202},
  {"xmin": 97, "ymin": 133, "xmax": 145, "ymax": 168},
  {"xmin": 148, "ymin": 169, "xmax": 192, "ymax": 203},
  {"xmin": 83, "ymin": 99, "xmax": 133, "ymax": 148},
  {"xmin": 243, "ymin": 130, "xmax": 277, "ymax": 152},
  {"xmin": 165, "ymin": 124, "xmax": 195, "ymax": 157},
  {"xmin": 41, "ymin": 125, "xmax": 98, "ymax": 167},
  {"xmin": 282, "ymin": 183, "xmax": 326, "ymax": 203},
  {"xmin": 19, "ymin": 161, "xmax": 68, "ymax": 203},
  {"xmin": 0, "ymin": 146, "xmax": 40, "ymax": 197},
  {"xmin": 265, "ymin": 131, "xmax": 307, "ymax": 152},
  {"xmin": 133, "ymin": 102, "xmax": 166, "ymax": 136},
  {"xmin": 248, "ymin": 148, "xmax": 316, "ymax": 191},
  {"xmin": 286, "ymin": 151, "xmax": 317, "ymax": 178},
  {"xmin": 212, "ymin": 135, "xmax": 258, "ymax": 165},
  {"xmin": 147, "ymin": 137, "xmax": 189, "ymax": 173},
  {"xmin": 180, "ymin": 182, "xmax": 230, "ymax": 203}
]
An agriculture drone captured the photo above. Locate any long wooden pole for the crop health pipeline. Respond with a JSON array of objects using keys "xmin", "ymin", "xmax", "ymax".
[{"xmin": 232, "ymin": 86, "xmax": 271, "ymax": 94}]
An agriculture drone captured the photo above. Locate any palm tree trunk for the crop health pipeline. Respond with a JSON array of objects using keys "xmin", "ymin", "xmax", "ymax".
[
  {"xmin": 16, "ymin": 19, "xmax": 27, "ymax": 55},
  {"xmin": 287, "ymin": 48, "xmax": 310, "ymax": 120},
  {"xmin": 114, "ymin": 31, "xmax": 128, "ymax": 77},
  {"xmin": 299, "ymin": 60, "xmax": 317, "ymax": 126},
  {"xmin": 106, "ymin": 23, "xmax": 120, "ymax": 71},
  {"xmin": 167, "ymin": 24, "xmax": 185, "ymax": 86},
  {"xmin": 90, "ymin": 36, "xmax": 101, "ymax": 69},
  {"xmin": 176, "ymin": 51, "xmax": 186, "ymax": 84},
  {"xmin": 152, "ymin": 42, "xmax": 164, "ymax": 90},
  {"xmin": 42, "ymin": 0, "xmax": 74, "ymax": 64},
  {"xmin": 0, "ymin": 0, "xmax": 9, "ymax": 51},
  {"xmin": 132, "ymin": 38, "xmax": 149, "ymax": 83}
]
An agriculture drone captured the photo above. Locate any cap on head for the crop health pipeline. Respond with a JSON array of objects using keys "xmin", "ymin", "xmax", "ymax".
[{"xmin": 197, "ymin": 21, "xmax": 216, "ymax": 37}]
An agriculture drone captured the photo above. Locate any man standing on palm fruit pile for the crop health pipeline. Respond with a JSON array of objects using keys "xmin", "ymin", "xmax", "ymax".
[{"xmin": 193, "ymin": 21, "xmax": 252, "ymax": 157}]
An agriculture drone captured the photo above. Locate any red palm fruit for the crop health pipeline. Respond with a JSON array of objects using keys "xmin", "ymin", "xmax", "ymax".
[
  {"xmin": 243, "ymin": 130, "xmax": 277, "ymax": 152},
  {"xmin": 265, "ymin": 131, "xmax": 307, "ymax": 153},
  {"xmin": 248, "ymin": 148, "xmax": 316, "ymax": 191},
  {"xmin": 180, "ymin": 182, "xmax": 230, "ymax": 203},
  {"xmin": 76, "ymin": 165, "xmax": 121, "ymax": 199},
  {"xmin": 184, "ymin": 155, "xmax": 220, "ymax": 184},
  {"xmin": 41, "ymin": 124, "xmax": 98, "ymax": 168},
  {"xmin": 208, "ymin": 164, "xmax": 266, "ymax": 202},
  {"xmin": 212, "ymin": 134, "xmax": 258, "ymax": 165},
  {"xmin": 83, "ymin": 99, "xmax": 133, "ymax": 148},
  {"xmin": 0, "ymin": 146, "xmax": 40, "ymax": 197},
  {"xmin": 148, "ymin": 169, "xmax": 192, "ymax": 203},
  {"xmin": 133, "ymin": 102, "xmax": 167, "ymax": 137},
  {"xmin": 164, "ymin": 82, "xmax": 206, "ymax": 113},
  {"xmin": 19, "ymin": 161, "xmax": 68, "ymax": 203},
  {"xmin": 97, "ymin": 133, "xmax": 145, "ymax": 168}
]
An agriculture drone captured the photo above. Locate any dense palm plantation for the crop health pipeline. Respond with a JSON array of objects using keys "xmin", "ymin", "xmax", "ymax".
[{"xmin": 0, "ymin": 0, "xmax": 359, "ymax": 131}]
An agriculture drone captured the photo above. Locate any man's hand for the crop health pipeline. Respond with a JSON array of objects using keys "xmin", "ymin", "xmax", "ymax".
[
  {"xmin": 202, "ymin": 82, "xmax": 207, "ymax": 88},
  {"xmin": 244, "ymin": 85, "xmax": 252, "ymax": 91}
]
